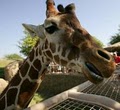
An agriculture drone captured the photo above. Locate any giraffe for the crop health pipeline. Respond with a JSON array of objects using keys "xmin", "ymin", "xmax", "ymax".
[{"xmin": 0, "ymin": 0, "xmax": 115, "ymax": 110}]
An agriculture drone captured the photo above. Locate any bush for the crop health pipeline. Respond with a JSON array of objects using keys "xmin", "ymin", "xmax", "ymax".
[
  {"xmin": 5, "ymin": 53, "xmax": 23, "ymax": 60},
  {"xmin": 18, "ymin": 30, "xmax": 39, "ymax": 56}
]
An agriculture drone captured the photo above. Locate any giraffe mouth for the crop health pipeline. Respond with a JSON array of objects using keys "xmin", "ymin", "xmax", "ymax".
[{"xmin": 85, "ymin": 62, "xmax": 103, "ymax": 82}]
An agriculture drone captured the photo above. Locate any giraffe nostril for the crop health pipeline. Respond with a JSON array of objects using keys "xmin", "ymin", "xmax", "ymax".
[{"xmin": 97, "ymin": 50, "xmax": 110, "ymax": 61}]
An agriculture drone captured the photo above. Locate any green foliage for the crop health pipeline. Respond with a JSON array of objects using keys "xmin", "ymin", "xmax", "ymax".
[
  {"xmin": 109, "ymin": 35, "xmax": 120, "ymax": 44},
  {"xmin": 0, "ymin": 59, "xmax": 13, "ymax": 67},
  {"xmin": 29, "ymin": 93, "xmax": 43, "ymax": 106},
  {"xmin": 18, "ymin": 30, "xmax": 39, "ymax": 56},
  {"xmin": 92, "ymin": 36, "xmax": 104, "ymax": 47},
  {"xmin": 5, "ymin": 53, "xmax": 23, "ymax": 60},
  {"xmin": 109, "ymin": 26, "xmax": 120, "ymax": 44}
]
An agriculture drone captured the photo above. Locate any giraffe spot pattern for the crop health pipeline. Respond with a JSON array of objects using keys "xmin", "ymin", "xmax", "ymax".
[
  {"xmin": 20, "ymin": 62, "xmax": 29, "ymax": 77},
  {"xmin": 18, "ymin": 79, "xmax": 39, "ymax": 108},
  {"xmin": 62, "ymin": 47, "xmax": 68, "ymax": 57},
  {"xmin": 10, "ymin": 71, "xmax": 21, "ymax": 86},
  {"xmin": 33, "ymin": 59, "xmax": 42, "ymax": 71},
  {"xmin": 50, "ymin": 43, "xmax": 56, "ymax": 53},
  {"xmin": 29, "ymin": 49, "xmax": 35, "ymax": 62},
  {"xmin": 36, "ymin": 48, "xmax": 39, "ymax": 56},
  {"xmin": 28, "ymin": 66, "xmax": 39, "ymax": 80},
  {"xmin": 54, "ymin": 55, "xmax": 60, "ymax": 64},
  {"xmin": 45, "ymin": 39, "xmax": 49, "ymax": 49},
  {"xmin": 45, "ymin": 50, "xmax": 53, "ymax": 59},
  {"xmin": 39, "ymin": 48, "xmax": 42, "ymax": 55},
  {"xmin": 7, "ymin": 88, "xmax": 18, "ymax": 106},
  {"xmin": 60, "ymin": 59, "xmax": 68, "ymax": 66},
  {"xmin": 0, "ymin": 96, "xmax": 5, "ymax": 110},
  {"xmin": 68, "ymin": 46, "xmax": 80, "ymax": 60}
]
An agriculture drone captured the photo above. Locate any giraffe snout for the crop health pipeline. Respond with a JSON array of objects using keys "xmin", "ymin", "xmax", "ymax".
[
  {"xmin": 95, "ymin": 49, "xmax": 116, "ymax": 78},
  {"xmin": 81, "ymin": 48, "xmax": 116, "ymax": 84}
]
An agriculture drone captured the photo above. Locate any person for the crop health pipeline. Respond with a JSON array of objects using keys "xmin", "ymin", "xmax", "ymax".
[{"xmin": 113, "ymin": 52, "xmax": 120, "ymax": 64}]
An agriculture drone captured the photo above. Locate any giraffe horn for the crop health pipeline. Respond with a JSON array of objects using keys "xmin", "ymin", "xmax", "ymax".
[
  {"xmin": 46, "ymin": 0, "xmax": 58, "ymax": 18},
  {"xmin": 22, "ymin": 24, "xmax": 45, "ymax": 39}
]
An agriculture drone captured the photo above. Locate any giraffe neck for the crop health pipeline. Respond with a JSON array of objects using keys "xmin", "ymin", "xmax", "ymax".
[
  {"xmin": 0, "ymin": 40, "xmax": 51, "ymax": 110},
  {"xmin": 49, "ymin": 41, "xmax": 82, "ymax": 71},
  {"xmin": 0, "ymin": 38, "xmax": 82, "ymax": 110}
]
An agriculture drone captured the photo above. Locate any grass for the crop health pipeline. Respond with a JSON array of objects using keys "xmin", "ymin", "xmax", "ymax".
[
  {"xmin": 0, "ymin": 59, "xmax": 13, "ymax": 67},
  {"xmin": 0, "ymin": 59, "xmax": 88, "ymax": 107}
]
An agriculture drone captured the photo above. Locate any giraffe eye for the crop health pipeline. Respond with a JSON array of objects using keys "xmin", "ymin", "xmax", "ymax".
[{"xmin": 45, "ymin": 25, "xmax": 58, "ymax": 34}]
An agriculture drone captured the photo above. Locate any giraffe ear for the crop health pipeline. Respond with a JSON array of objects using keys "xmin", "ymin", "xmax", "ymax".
[
  {"xmin": 57, "ymin": 4, "xmax": 65, "ymax": 13},
  {"xmin": 22, "ymin": 24, "xmax": 45, "ymax": 39},
  {"xmin": 65, "ymin": 3, "xmax": 75, "ymax": 14}
]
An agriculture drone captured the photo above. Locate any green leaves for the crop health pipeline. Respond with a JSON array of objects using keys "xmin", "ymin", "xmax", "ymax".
[
  {"xmin": 5, "ymin": 53, "xmax": 23, "ymax": 60},
  {"xmin": 109, "ymin": 26, "xmax": 120, "ymax": 45},
  {"xmin": 18, "ymin": 30, "xmax": 39, "ymax": 56},
  {"xmin": 110, "ymin": 35, "xmax": 120, "ymax": 45}
]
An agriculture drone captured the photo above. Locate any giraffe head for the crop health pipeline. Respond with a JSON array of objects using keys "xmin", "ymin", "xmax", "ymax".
[{"xmin": 23, "ymin": 0, "xmax": 115, "ymax": 84}]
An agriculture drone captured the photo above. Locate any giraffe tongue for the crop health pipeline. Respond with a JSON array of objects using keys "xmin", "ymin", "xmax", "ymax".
[{"xmin": 85, "ymin": 62, "xmax": 103, "ymax": 77}]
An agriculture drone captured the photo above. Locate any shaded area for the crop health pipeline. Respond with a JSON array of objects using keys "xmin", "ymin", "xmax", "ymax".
[{"xmin": 37, "ymin": 74, "xmax": 87, "ymax": 100}]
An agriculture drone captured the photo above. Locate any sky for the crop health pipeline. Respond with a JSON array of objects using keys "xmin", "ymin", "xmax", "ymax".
[{"xmin": 0, "ymin": 0, "xmax": 120, "ymax": 58}]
